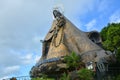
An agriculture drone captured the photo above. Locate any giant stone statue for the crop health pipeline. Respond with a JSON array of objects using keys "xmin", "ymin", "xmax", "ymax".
[{"xmin": 30, "ymin": 10, "xmax": 115, "ymax": 78}]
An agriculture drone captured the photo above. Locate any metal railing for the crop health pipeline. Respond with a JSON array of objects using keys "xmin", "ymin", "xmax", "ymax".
[
  {"xmin": 35, "ymin": 57, "xmax": 61, "ymax": 67},
  {"xmin": 3, "ymin": 76, "xmax": 31, "ymax": 80}
]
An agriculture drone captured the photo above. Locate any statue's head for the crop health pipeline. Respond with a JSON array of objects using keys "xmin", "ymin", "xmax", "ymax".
[{"xmin": 53, "ymin": 9, "xmax": 62, "ymax": 18}]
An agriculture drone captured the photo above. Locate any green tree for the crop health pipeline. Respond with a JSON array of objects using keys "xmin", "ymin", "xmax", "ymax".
[
  {"xmin": 77, "ymin": 68, "xmax": 94, "ymax": 80},
  {"xmin": 60, "ymin": 72, "xmax": 70, "ymax": 80},
  {"xmin": 116, "ymin": 48, "xmax": 120, "ymax": 62},
  {"xmin": 100, "ymin": 26, "xmax": 109, "ymax": 41},
  {"xmin": 31, "ymin": 74, "xmax": 55, "ymax": 80},
  {"xmin": 62, "ymin": 52, "xmax": 94, "ymax": 80},
  {"xmin": 100, "ymin": 23, "xmax": 120, "ymax": 62},
  {"xmin": 31, "ymin": 77, "xmax": 55, "ymax": 80},
  {"xmin": 100, "ymin": 23, "xmax": 120, "ymax": 79},
  {"xmin": 115, "ymin": 74, "xmax": 120, "ymax": 80},
  {"xmin": 64, "ymin": 52, "xmax": 83, "ymax": 70}
]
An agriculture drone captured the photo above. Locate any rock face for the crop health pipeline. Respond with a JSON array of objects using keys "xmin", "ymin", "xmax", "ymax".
[{"xmin": 30, "ymin": 10, "xmax": 115, "ymax": 78}]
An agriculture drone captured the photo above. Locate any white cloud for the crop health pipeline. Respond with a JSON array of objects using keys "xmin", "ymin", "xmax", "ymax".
[
  {"xmin": 20, "ymin": 54, "xmax": 33, "ymax": 64},
  {"xmin": 85, "ymin": 19, "xmax": 97, "ymax": 31},
  {"xmin": 0, "ymin": 76, "xmax": 10, "ymax": 80},
  {"xmin": 0, "ymin": 65, "xmax": 20, "ymax": 78},
  {"xmin": 35, "ymin": 55, "xmax": 41, "ymax": 63},
  {"xmin": 0, "ymin": 47, "xmax": 42, "ymax": 78},
  {"xmin": 33, "ymin": 36, "xmax": 44, "ymax": 43},
  {"xmin": 109, "ymin": 10, "xmax": 120, "ymax": 23},
  {"xmin": 0, "ymin": 50, "xmax": 33, "ymax": 66},
  {"xmin": 4, "ymin": 66, "xmax": 20, "ymax": 74}
]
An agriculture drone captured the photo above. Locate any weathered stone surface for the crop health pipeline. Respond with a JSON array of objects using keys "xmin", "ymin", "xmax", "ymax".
[
  {"xmin": 30, "ymin": 10, "xmax": 116, "ymax": 78},
  {"xmin": 57, "ymin": 63, "xmax": 67, "ymax": 68}
]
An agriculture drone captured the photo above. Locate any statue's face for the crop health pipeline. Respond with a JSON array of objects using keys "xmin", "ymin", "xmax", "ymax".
[{"xmin": 53, "ymin": 10, "xmax": 62, "ymax": 18}]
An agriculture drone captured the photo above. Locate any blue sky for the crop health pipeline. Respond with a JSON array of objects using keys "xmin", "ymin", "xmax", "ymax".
[{"xmin": 0, "ymin": 0, "xmax": 120, "ymax": 79}]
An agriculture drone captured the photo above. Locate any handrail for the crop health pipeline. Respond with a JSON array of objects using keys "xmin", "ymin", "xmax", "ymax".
[
  {"xmin": 3, "ymin": 76, "xmax": 31, "ymax": 80},
  {"xmin": 35, "ymin": 57, "xmax": 61, "ymax": 67}
]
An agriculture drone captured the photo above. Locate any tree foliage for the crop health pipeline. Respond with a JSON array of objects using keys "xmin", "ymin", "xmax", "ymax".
[
  {"xmin": 100, "ymin": 23, "xmax": 120, "ymax": 62},
  {"xmin": 64, "ymin": 52, "xmax": 82, "ymax": 69},
  {"xmin": 31, "ymin": 74, "xmax": 54, "ymax": 80},
  {"xmin": 77, "ymin": 68, "xmax": 94, "ymax": 80},
  {"xmin": 31, "ymin": 77, "xmax": 55, "ymax": 80},
  {"xmin": 116, "ymin": 48, "xmax": 120, "ymax": 62},
  {"xmin": 115, "ymin": 74, "xmax": 120, "ymax": 80},
  {"xmin": 60, "ymin": 72, "xmax": 70, "ymax": 80},
  {"xmin": 100, "ymin": 23, "xmax": 120, "ymax": 51}
]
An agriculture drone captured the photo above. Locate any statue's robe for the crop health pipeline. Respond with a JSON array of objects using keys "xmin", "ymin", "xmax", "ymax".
[{"xmin": 40, "ymin": 17, "xmax": 110, "ymax": 63}]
